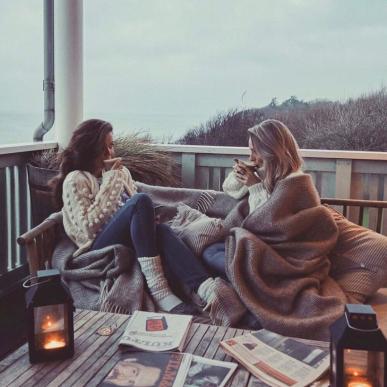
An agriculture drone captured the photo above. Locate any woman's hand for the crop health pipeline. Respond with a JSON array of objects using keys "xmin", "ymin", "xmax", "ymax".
[
  {"xmin": 234, "ymin": 161, "xmax": 261, "ymax": 187},
  {"xmin": 104, "ymin": 157, "xmax": 123, "ymax": 170}
]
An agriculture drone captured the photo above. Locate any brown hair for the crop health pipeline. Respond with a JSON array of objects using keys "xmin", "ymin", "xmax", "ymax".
[
  {"xmin": 248, "ymin": 119, "xmax": 303, "ymax": 193},
  {"xmin": 50, "ymin": 119, "xmax": 113, "ymax": 209}
]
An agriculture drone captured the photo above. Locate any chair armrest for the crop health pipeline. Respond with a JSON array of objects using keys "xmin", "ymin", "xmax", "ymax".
[
  {"xmin": 17, "ymin": 219, "xmax": 60, "ymax": 275},
  {"xmin": 17, "ymin": 218, "xmax": 58, "ymax": 245}
]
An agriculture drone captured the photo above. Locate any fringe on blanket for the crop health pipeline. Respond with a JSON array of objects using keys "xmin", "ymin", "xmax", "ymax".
[
  {"xmin": 194, "ymin": 191, "xmax": 217, "ymax": 213},
  {"xmin": 98, "ymin": 278, "xmax": 111, "ymax": 308},
  {"xmin": 100, "ymin": 300, "xmax": 131, "ymax": 315}
]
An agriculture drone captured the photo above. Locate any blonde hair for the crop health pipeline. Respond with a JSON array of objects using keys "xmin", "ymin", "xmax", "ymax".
[{"xmin": 247, "ymin": 119, "xmax": 303, "ymax": 193}]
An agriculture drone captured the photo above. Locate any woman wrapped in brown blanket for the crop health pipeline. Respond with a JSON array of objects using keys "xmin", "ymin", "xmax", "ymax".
[{"xmin": 162, "ymin": 119, "xmax": 346, "ymax": 340}]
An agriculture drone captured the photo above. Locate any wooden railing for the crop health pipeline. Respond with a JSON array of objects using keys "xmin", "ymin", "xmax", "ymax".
[{"xmin": 0, "ymin": 142, "xmax": 57, "ymax": 291}]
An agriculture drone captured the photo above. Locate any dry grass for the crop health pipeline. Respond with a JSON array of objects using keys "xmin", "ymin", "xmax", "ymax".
[
  {"xmin": 114, "ymin": 133, "xmax": 180, "ymax": 186},
  {"xmin": 30, "ymin": 133, "xmax": 180, "ymax": 187},
  {"xmin": 177, "ymin": 88, "xmax": 387, "ymax": 151}
]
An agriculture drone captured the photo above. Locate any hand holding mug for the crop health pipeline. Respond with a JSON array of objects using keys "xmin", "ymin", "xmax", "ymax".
[
  {"xmin": 233, "ymin": 158, "xmax": 261, "ymax": 186},
  {"xmin": 103, "ymin": 157, "xmax": 123, "ymax": 170}
]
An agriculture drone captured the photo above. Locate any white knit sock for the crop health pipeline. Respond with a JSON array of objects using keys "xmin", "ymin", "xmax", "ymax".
[
  {"xmin": 138, "ymin": 256, "xmax": 182, "ymax": 311},
  {"xmin": 197, "ymin": 277, "xmax": 216, "ymax": 308}
]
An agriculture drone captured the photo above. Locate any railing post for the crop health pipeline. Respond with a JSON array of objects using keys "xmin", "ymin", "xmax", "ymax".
[
  {"xmin": 181, "ymin": 153, "xmax": 196, "ymax": 188},
  {"xmin": 335, "ymin": 159, "xmax": 352, "ymax": 198},
  {"xmin": 0, "ymin": 168, "xmax": 7, "ymax": 276}
]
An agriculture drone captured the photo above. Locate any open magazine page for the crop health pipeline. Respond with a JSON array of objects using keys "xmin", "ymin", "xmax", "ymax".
[
  {"xmin": 183, "ymin": 356, "xmax": 237, "ymax": 387},
  {"xmin": 119, "ymin": 311, "xmax": 192, "ymax": 352},
  {"xmin": 99, "ymin": 352, "xmax": 192, "ymax": 387},
  {"xmin": 221, "ymin": 329, "xmax": 329, "ymax": 387}
]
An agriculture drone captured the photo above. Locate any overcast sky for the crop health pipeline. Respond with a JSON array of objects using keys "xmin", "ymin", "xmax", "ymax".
[{"xmin": 0, "ymin": 0, "xmax": 386, "ymax": 138}]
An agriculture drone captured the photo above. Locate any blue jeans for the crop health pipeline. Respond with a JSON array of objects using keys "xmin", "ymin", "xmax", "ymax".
[
  {"xmin": 92, "ymin": 193, "xmax": 210, "ymax": 294},
  {"xmin": 202, "ymin": 242, "xmax": 227, "ymax": 280}
]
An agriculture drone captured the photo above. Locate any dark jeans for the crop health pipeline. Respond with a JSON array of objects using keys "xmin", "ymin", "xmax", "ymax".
[{"xmin": 92, "ymin": 193, "xmax": 210, "ymax": 294}]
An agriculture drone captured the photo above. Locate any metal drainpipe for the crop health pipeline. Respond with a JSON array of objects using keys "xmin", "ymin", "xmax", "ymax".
[{"xmin": 33, "ymin": 0, "xmax": 55, "ymax": 142}]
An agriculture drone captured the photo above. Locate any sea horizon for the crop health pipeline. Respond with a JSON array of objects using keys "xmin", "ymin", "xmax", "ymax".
[{"xmin": 0, "ymin": 111, "xmax": 200, "ymax": 146}]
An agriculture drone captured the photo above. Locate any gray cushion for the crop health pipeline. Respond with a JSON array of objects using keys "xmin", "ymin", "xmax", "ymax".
[{"xmin": 328, "ymin": 206, "xmax": 387, "ymax": 303}]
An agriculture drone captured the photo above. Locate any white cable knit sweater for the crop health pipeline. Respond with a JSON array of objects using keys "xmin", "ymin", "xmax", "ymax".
[
  {"xmin": 222, "ymin": 170, "xmax": 304, "ymax": 213},
  {"xmin": 62, "ymin": 167, "xmax": 137, "ymax": 257}
]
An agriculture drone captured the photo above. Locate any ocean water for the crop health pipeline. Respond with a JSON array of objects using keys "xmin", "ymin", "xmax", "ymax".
[{"xmin": 0, "ymin": 111, "xmax": 198, "ymax": 145}]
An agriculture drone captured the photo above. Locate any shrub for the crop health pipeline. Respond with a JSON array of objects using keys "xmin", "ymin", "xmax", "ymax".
[
  {"xmin": 176, "ymin": 89, "xmax": 387, "ymax": 151},
  {"xmin": 30, "ymin": 132, "xmax": 180, "ymax": 187}
]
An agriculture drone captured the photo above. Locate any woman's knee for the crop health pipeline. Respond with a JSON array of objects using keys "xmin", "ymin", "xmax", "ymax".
[
  {"xmin": 156, "ymin": 223, "xmax": 173, "ymax": 236},
  {"xmin": 131, "ymin": 192, "xmax": 153, "ymax": 207}
]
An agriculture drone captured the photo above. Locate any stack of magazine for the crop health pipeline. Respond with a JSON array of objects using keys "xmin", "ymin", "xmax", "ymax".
[{"xmin": 99, "ymin": 311, "xmax": 237, "ymax": 387}]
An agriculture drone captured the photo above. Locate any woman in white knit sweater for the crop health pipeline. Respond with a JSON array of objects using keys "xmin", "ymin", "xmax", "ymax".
[{"xmin": 51, "ymin": 119, "xmax": 206, "ymax": 315}]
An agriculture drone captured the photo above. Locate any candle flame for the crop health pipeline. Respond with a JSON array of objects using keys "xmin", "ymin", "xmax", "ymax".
[
  {"xmin": 347, "ymin": 381, "xmax": 372, "ymax": 387},
  {"xmin": 43, "ymin": 332, "xmax": 66, "ymax": 350},
  {"xmin": 44, "ymin": 339, "xmax": 66, "ymax": 349}
]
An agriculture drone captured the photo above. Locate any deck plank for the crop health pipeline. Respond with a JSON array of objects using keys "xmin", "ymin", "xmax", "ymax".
[
  {"xmin": 191, "ymin": 323, "xmax": 218, "ymax": 357},
  {"xmin": 61, "ymin": 314, "xmax": 128, "ymax": 387},
  {"xmin": 203, "ymin": 325, "xmax": 228, "ymax": 359},
  {"xmin": 212, "ymin": 327, "xmax": 237, "ymax": 361},
  {"xmin": 183, "ymin": 323, "xmax": 210, "ymax": 354}
]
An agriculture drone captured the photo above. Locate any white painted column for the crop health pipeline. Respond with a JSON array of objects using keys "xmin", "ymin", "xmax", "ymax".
[{"xmin": 55, "ymin": 0, "xmax": 83, "ymax": 148}]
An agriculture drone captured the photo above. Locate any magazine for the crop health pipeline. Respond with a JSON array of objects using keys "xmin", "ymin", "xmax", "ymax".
[
  {"xmin": 99, "ymin": 352, "xmax": 190, "ymax": 387},
  {"xmin": 119, "ymin": 311, "xmax": 193, "ymax": 352},
  {"xmin": 184, "ymin": 355, "xmax": 237, "ymax": 387},
  {"xmin": 99, "ymin": 351, "xmax": 237, "ymax": 387},
  {"xmin": 220, "ymin": 329, "xmax": 329, "ymax": 387}
]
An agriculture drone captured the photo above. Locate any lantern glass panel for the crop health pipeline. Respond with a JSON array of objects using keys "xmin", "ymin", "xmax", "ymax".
[
  {"xmin": 33, "ymin": 304, "xmax": 69, "ymax": 350},
  {"xmin": 344, "ymin": 349, "xmax": 384, "ymax": 387}
]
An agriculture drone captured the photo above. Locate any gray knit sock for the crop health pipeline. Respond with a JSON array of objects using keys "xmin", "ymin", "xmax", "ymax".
[{"xmin": 138, "ymin": 256, "xmax": 182, "ymax": 311}]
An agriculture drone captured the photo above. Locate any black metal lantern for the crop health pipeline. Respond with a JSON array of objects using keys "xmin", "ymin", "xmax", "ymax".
[
  {"xmin": 330, "ymin": 304, "xmax": 386, "ymax": 387},
  {"xmin": 25, "ymin": 269, "xmax": 74, "ymax": 363}
]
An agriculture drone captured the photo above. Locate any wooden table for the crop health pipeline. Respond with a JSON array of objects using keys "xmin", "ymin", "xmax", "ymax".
[{"xmin": 0, "ymin": 309, "xmax": 257, "ymax": 387}]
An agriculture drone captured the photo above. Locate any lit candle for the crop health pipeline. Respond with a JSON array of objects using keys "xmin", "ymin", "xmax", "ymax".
[
  {"xmin": 347, "ymin": 380, "xmax": 372, "ymax": 387},
  {"xmin": 43, "ymin": 334, "xmax": 66, "ymax": 349},
  {"xmin": 44, "ymin": 339, "xmax": 66, "ymax": 349}
]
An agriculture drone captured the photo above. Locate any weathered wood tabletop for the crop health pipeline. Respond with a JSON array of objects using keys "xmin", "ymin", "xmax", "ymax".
[{"xmin": 0, "ymin": 309, "xmax": 257, "ymax": 387}]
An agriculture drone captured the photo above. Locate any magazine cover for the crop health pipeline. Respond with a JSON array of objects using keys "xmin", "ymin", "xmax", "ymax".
[
  {"xmin": 183, "ymin": 356, "xmax": 237, "ymax": 387},
  {"xmin": 119, "ymin": 311, "xmax": 193, "ymax": 352},
  {"xmin": 99, "ymin": 352, "xmax": 191, "ymax": 387},
  {"xmin": 220, "ymin": 329, "xmax": 329, "ymax": 387}
]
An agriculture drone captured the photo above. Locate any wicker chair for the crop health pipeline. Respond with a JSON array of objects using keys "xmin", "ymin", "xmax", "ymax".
[{"xmin": 17, "ymin": 197, "xmax": 387, "ymax": 275}]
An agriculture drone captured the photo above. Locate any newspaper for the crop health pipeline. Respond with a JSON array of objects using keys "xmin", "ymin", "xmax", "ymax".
[
  {"xmin": 220, "ymin": 329, "xmax": 329, "ymax": 387},
  {"xmin": 119, "ymin": 311, "xmax": 193, "ymax": 352},
  {"xmin": 99, "ymin": 351, "xmax": 237, "ymax": 387}
]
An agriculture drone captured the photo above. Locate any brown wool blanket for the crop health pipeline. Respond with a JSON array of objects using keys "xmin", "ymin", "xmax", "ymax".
[{"xmin": 222, "ymin": 174, "xmax": 348, "ymax": 340}]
